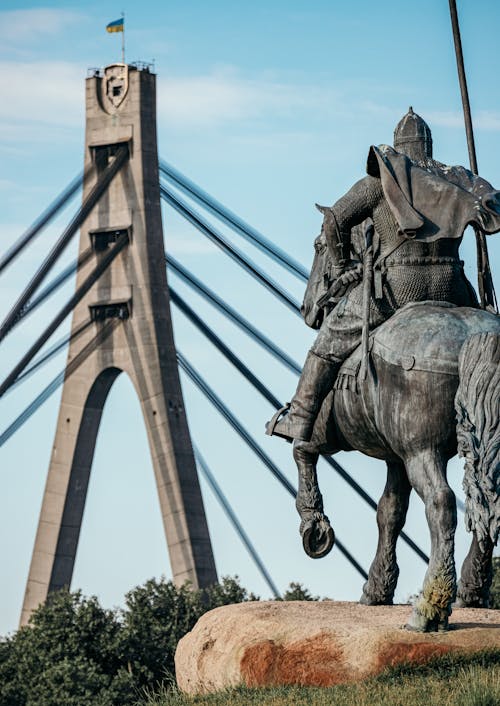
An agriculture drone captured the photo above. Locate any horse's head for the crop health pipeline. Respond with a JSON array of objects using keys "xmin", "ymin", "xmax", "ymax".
[{"xmin": 301, "ymin": 205, "xmax": 333, "ymax": 329}]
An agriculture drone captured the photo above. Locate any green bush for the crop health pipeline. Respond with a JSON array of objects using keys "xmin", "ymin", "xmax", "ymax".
[
  {"xmin": 0, "ymin": 590, "xmax": 134, "ymax": 706},
  {"xmin": 280, "ymin": 582, "xmax": 320, "ymax": 601},
  {"xmin": 0, "ymin": 576, "xmax": 256, "ymax": 706},
  {"xmin": 120, "ymin": 576, "xmax": 257, "ymax": 690}
]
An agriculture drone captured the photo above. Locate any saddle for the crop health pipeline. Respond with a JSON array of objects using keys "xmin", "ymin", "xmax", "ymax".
[{"xmin": 335, "ymin": 301, "xmax": 499, "ymax": 392}]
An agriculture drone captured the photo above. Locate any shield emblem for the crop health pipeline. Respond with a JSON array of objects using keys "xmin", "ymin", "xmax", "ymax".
[{"xmin": 102, "ymin": 63, "xmax": 129, "ymax": 112}]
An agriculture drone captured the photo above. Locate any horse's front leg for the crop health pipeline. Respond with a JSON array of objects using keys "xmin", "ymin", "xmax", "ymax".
[
  {"xmin": 405, "ymin": 450, "xmax": 457, "ymax": 632},
  {"xmin": 360, "ymin": 459, "xmax": 411, "ymax": 605},
  {"xmin": 293, "ymin": 440, "xmax": 335, "ymax": 558},
  {"xmin": 456, "ymin": 532, "xmax": 494, "ymax": 608}
]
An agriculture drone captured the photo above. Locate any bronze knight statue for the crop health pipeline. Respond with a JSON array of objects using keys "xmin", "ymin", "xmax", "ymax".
[
  {"xmin": 267, "ymin": 108, "xmax": 499, "ymax": 443},
  {"xmin": 266, "ymin": 109, "xmax": 500, "ymax": 631}
]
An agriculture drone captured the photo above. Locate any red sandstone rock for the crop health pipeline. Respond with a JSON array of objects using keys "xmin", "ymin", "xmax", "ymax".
[{"xmin": 174, "ymin": 601, "xmax": 500, "ymax": 694}]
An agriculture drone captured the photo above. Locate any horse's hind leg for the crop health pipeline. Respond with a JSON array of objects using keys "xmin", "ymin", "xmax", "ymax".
[
  {"xmin": 360, "ymin": 460, "xmax": 411, "ymax": 605},
  {"xmin": 293, "ymin": 440, "xmax": 335, "ymax": 558},
  {"xmin": 405, "ymin": 451, "xmax": 457, "ymax": 632},
  {"xmin": 456, "ymin": 532, "xmax": 494, "ymax": 607}
]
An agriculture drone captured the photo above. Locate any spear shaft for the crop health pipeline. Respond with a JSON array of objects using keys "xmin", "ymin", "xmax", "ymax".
[{"xmin": 448, "ymin": 0, "xmax": 497, "ymax": 311}]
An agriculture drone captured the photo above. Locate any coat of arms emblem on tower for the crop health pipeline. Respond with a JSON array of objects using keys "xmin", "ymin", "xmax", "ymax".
[{"xmin": 102, "ymin": 63, "xmax": 129, "ymax": 111}]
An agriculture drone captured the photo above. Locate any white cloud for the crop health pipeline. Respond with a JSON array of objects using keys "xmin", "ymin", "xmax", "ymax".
[
  {"xmin": 2, "ymin": 57, "xmax": 499, "ymax": 149},
  {"xmin": 475, "ymin": 111, "xmax": 500, "ymax": 131},
  {"xmin": 427, "ymin": 109, "xmax": 500, "ymax": 131},
  {"xmin": 0, "ymin": 61, "xmax": 84, "ymax": 135},
  {"xmin": 0, "ymin": 62, "xmax": 324, "ymax": 140},
  {"xmin": 157, "ymin": 68, "xmax": 336, "ymax": 127},
  {"xmin": 0, "ymin": 62, "xmax": 337, "ymax": 140},
  {"xmin": 0, "ymin": 8, "xmax": 84, "ymax": 44}
]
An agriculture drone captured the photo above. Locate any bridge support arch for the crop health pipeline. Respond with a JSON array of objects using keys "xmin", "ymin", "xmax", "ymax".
[{"xmin": 21, "ymin": 63, "xmax": 217, "ymax": 626}]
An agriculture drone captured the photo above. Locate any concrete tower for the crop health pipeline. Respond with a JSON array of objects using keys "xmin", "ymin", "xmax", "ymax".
[{"xmin": 21, "ymin": 63, "xmax": 217, "ymax": 625}]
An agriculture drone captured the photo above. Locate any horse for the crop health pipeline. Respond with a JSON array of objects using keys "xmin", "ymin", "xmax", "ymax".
[{"xmin": 291, "ymin": 220, "xmax": 500, "ymax": 632}]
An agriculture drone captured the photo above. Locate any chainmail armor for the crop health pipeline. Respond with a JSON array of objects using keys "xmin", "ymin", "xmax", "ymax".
[
  {"xmin": 330, "ymin": 174, "xmax": 474, "ymax": 309},
  {"xmin": 313, "ymin": 167, "xmax": 478, "ymax": 361}
]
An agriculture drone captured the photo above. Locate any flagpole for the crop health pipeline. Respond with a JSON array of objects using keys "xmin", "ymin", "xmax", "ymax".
[
  {"xmin": 448, "ymin": 0, "xmax": 497, "ymax": 311},
  {"xmin": 121, "ymin": 12, "xmax": 125, "ymax": 64}
]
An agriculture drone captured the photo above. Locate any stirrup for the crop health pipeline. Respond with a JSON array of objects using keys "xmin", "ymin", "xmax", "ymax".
[{"xmin": 265, "ymin": 403, "xmax": 291, "ymax": 436}]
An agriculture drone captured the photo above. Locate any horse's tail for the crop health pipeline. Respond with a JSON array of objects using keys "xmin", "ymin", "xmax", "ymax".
[{"xmin": 455, "ymin": 332, "xmax": 500, "ymax": 549}]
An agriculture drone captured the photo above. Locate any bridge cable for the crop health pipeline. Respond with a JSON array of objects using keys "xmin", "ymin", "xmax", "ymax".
[
  {"xmin": 176, "ymin": 350, "xmax": 368, "ymax": 581},
  {"xmin": 160, "ymin": 185, "xmax": 301, "ymax": 317},
  {"xmin": 0, "ymin": 167, "xmax": 92, "ymax": 276},
  {"xmin": 21, "ymin": 248, "xmax": 94, "ymax": 322},
  {"xmin": 0, "ymin": 319, "xmax": 121, "ymax": 448},
  {"xmin": 166, "ymin": 263, "xmax": 457, "ymax": 532},
  {"xmin": 0, "ymin": 145, "xmax": 129, "ymax": 343},
  {"xmin": 193, "ymin": 445, "xmax": 281, "ymax": 598},
  {"xmin": 0, "ymin": 232, "xmax": 129, "ymax": 397},
  {"xmin": 171, "ymin": 287, "xmax": 430, "ymax": 563},
  {"xmin": 5, "ymin": 320, "xmax": 93, "ymax": 395},
  {"xmin": 171, "ymin": 288, "xmax": 281, "ymax": 408},
  {"xmin": 159, "ymin": 160, "xmax": 308, "ymax": 282},
  {"xmin": 8, "ymin": 248, "xmax": 94, "ymax": 333},
  {"xmin": 167, "ymin": 255, "xmax": 300, "ymax": 375}
]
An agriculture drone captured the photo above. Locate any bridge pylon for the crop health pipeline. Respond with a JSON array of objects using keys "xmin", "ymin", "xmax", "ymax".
[{"xmin": 20, "ymin": 63, "xmax": 217, "ymax": 626}]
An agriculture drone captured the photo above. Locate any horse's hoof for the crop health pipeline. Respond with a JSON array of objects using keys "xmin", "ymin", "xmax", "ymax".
[
  {"xmin": 359, "ymin": 593, "xmax": 393, "ymax": 606},
  {"xmin": 455, "ymin": 594, "xmax": 488, "ymax": 608},
  {"xmin": 301, "ymin": 517, "xmax": 335, "ymax": 558},
  {"xmin": 405, "ymin": 607, "xmax": 449, "ymax": 633}
]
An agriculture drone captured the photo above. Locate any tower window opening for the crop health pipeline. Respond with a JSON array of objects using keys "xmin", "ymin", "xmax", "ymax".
[{"xmin": 89, "ymin": 301, "xmax": 130, "ymax": 322}]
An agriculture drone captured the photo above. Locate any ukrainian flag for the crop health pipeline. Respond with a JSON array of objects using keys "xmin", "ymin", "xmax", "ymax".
[{"xmin": 106, "ymin": 18, "xmax": 124, "ymax": 33}]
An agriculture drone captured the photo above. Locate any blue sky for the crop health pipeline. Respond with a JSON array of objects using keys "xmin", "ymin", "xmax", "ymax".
[{"xmin": 1, "ymin": 1, "xmax": 500, "ymax": 635}]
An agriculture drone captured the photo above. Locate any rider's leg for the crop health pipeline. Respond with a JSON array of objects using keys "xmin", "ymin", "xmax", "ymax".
[
  {"xmin": 266, "ymin": 302, "xmax": 360, "ymax": 443},
  {"xmin": 266, "ymin": 350, "xmax": 341, "ymax": 442},
  {"xmin": 266, "ymin": 288, "xmax": 387, "ymax": 443}
]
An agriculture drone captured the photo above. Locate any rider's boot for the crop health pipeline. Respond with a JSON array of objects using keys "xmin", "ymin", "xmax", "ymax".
[{"xmin": 266, "ymin": 351, "xmax": 341, "ymax": 442}]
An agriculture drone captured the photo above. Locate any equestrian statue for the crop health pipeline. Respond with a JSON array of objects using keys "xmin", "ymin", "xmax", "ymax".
[{"xmin": 266, "ymin": 108, "xmax": 500, "ymax": 632}]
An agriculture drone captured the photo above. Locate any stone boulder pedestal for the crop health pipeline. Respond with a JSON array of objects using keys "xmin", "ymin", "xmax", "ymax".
[{"xmin": 175, "ymin": 601, "xmax": 500, "ymax": 695}]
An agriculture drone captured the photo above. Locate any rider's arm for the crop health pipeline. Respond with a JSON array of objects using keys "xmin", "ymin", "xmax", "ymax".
[{"xmin": 328, "ymin": 176, "xmax": 382, "ymax": 273}]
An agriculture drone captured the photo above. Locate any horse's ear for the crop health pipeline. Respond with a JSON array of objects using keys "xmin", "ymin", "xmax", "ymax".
[{"xmin": 315, "ymin": 203, "xmax": 328, "ymax": 214}]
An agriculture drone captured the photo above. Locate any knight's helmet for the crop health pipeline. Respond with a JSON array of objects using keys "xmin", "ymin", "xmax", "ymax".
[{"xmin": 394, "ymin": 107, "xmax": 433, "ymax": 162}]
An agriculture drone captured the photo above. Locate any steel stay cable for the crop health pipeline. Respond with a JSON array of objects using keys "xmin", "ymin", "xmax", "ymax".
[
  {"xmin": 170, "ymin": 288, "xmax": 282, "ymax": 408},
  {"xmin": 22, "ymin": 248, "xmax": 94, "ymax": 320},
  {"xmin": 171, "ymin": 287, "xmax": 430, "ymax": 563},
  {"xmin": 8, "ymin": 248, "xmax": 94, "ymax": 334},
  {"xmin": 5, "ymin": 319, "xmax": 93, "ymax": 395},
  {"xmin": 166, "ymin": 259, "xmax": 451, "ymax": 533},
  {"xmin": 0, "ymin": 145, "xmax": 129, "ymax": 343},
  {"xmin": 0, "ymin": 318, "xmax": 120, "ymax": 448},
  {"xmin": 159, "ymin": 160, "xmax": 308, "ymax": 282},
  {"xmin": 167, "ymin": 256, "xmax": 300, "ymax": 374},
  {"xmin": 176, "ymin": 350, "xmax": 368, "ymax": 581},
  {"xmin": 0, "ymin": 167, "xmax": 91, "ymax": 276},
  {"xmin": 0, "ymin": 232, "xmax": 129, "ymax": 398},
  {"xmin": 160, "ymin": 185, "xmax": 301, "ymax": 317},
  {"xmin": 167, "ymin": 269, "xmax": 463, "ymax": 524},
  {"xmin": 194, "ymin": 445, "xmax": 281, "ymax": 598},
  {"xmin": 178, "ymin": 350, "xmax": 295, "ymax": 495}
]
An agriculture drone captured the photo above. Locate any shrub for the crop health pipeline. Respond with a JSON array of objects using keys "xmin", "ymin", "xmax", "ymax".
[
  {"xmin": 281, "ymin": 582, "xmax": 320, "ymax": 601},
  {"xmin": 0, "ymin": 590, "xmax": 134, "ymax": 706},
  {"xmin": 0, "ymin": 576, "xmax": 257, "ymax": 705}
]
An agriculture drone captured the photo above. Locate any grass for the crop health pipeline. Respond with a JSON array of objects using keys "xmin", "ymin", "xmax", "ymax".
[{"xmin": 138, "ymin": 651, "xmax": 500, "ymax": 706}]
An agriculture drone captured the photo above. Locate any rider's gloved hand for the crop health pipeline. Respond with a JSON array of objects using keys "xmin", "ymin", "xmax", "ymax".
[{"xmin": 318, "ymin": 260, "xmax": 363, "ymax": 308}]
